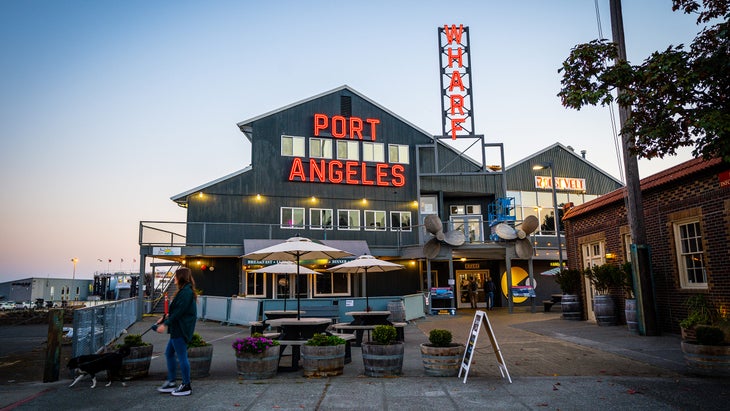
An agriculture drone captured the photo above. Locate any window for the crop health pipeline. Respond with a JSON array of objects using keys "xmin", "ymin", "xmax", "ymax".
[
  {"xmin": 674, "ymin": 219, "xmax": 707, "ymax": 288},
  {"xmin": 363, "ymin": 142, "xmax": 385, "ymax": 162},
  {"xmin": 337, "ymin": 209, "xmax": 360, "ymax": 230},
  {"xmin": 310, "ymin": 138, "xmax": 332, "ymax": 159},
  {"xmin": 336, "ymin": 140, "xmax": 359, "ymax": 160},
  {"xmin": 310, "ymin": 208, "xmax": 333, "ymax": 230},
  {"xmin": 245, "ymin": 271, "xmax": 265, "ymax": 297},
  {"xmin": 391, "ymin": 211, "xmax": 412, "ymax": 231},
  {"xmin": 581, "ymin": 241, "xmax": 605, "ymax": 269},
  {"xmin": 364, "ymin": 210, "xmax": 386, "ymax": 230},
  {"xmin": 388, "ymin": 144, "xmax": 409, "ymax": 164},
  {"xmin": 280, "ymin": 207, "xmax": 305, "ymax": 229},
  {"xmin": 281, "ymin": 135, "xmax": 305, "ymax": 157},
  {"xmin": 314, "ymin": 272, "xmax": 350, "ymax": 296}
]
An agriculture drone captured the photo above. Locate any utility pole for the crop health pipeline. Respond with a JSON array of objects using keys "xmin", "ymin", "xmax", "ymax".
[{"xmin": 609, "ymin": 0, "xmax": 658, "ymax": 336}]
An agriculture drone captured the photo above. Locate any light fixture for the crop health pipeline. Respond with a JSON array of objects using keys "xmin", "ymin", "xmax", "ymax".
[
  {"xmin": 361, "ymin": 198, "xmax": 368, "ymax": 205},
  {"xmin": 605, "ymin": 252, "xmax": 616, "ymax": 260},
  {"xmin": 532, "ymin": 161, "xmax": 564, "ymax": 271},
  {"xmin": 198, "ymin": 192, "xmax": 204, "ymax": 198},
  {"xmin": 256, "ymin": 194, "xmax": 262, "ymax": 200},
  {"xmin": 460, "ymin": 257, "xmax": 467, "ymax": 262},
  {"xmin": 311, "ymin": 196, "xmax": 317, "ymax": 203}
]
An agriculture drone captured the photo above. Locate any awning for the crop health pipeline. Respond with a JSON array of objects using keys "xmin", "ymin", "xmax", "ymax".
[{"xmin": 541, "ymin": 267, "xmax": 561, "ymax": 275}]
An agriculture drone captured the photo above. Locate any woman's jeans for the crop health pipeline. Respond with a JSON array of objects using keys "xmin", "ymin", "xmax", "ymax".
[{"xmin": 165, "ymin": 337, "xmax": 190, "ymax": 385}]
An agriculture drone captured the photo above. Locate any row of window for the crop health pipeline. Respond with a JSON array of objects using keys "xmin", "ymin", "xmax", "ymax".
[
  {"xmin": 282, "ymin": 135, "xmax": 410, "ymax": 164},
  {"xmin": 281, "ymin": 207, "xmax": 412, "ymax": 231}
]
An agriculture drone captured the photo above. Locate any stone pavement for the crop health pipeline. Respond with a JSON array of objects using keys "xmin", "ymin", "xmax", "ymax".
[{"xmin": 1, "ymin": 308, "xmax": 728, "ymax": 410}]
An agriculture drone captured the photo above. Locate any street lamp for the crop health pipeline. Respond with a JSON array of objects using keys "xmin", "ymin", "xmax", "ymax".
[
  {"xmin": 532, "ymin": 162, "xmax": 564, "ymax": 271},
  {"xmin": 71, "ymin": 258, "xmax": 78, "ymax": 300}
]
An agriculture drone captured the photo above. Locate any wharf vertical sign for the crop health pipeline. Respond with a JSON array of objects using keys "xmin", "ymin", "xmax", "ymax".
[{"xmin": 439, "ymin": 24, "xmax": 475, "ymax": 140}]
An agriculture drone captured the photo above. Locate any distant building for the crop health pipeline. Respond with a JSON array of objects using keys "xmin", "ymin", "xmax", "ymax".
[
  {"xmin": 0, "ymin": 277, "xmax": 92, "ymax": 304},
  {"xmin": 562, "ymin": 157, "xmax": 729, "ymax": 332}
]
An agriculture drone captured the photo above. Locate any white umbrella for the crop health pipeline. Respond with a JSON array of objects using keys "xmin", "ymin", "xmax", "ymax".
[
  {"xmin": 243, "ymin": 236, "xmax": 353, "ymax": 319},
  {"xmin": 327, "ymin": 255, "xmax": 404, "ymax": 311},
  {"xmin": 248, "ymin": 261, "xmax": 320, "ymax": 311}
]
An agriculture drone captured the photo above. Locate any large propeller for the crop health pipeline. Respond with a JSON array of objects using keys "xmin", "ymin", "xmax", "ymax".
[
  {"xmin": 423, "ymin": 214, "xmax": 466, "ymax": 259},
  {"xmin": 493, "ymin": 215, "xmax": 539, "ymax": 259}
]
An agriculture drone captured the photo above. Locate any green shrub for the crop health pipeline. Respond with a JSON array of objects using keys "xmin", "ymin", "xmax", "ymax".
[
  {"xmin": 584, "ymin": 264, "xmax": 624, "ymax": 295},
  {"xmin": 372, "ymin": 325, "xmax": 397, "ymax": 345},
  {"xmin": 679, "ymin": 294, "xmax": 715, "ymax": 329},
  {"xmin": 428, "ymin": 329, "xmax": 453, "ymax": 347},
  {"xmin": 118, "ymin": 334, "xmax": 150, "ymax": 348},
  {"xmin": 554, "ymin": 268, "xmax": 581, "ymax": 295},
  {"xmin": 187, "ymin": 333, "xmax": 209, "ymax": 348},
  {"xmin": 305, "ymin": 333, "xmax": 346, "ymax": 346},
  {"xmin": 695, "ymin": 325, "xmax": 725, "ymax": 346}
]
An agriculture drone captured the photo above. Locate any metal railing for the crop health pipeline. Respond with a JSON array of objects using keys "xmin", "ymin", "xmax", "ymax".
[{"xmin": 70, "ymin": 298, "xmax": 137, "ymax": 357}]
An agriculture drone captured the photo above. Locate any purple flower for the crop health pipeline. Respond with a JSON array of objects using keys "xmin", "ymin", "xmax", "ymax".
[{"xmin": 232, "ymin": 336, "xmax": 280, "ymax": 354}]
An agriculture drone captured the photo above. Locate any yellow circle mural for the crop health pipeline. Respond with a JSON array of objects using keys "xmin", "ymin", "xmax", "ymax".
[{"xmin": 500, "ymin": 267, "xmax": 535, "ymax": 304}]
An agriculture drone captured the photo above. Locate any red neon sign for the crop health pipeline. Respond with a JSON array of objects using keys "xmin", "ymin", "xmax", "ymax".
[
  {"xmin": 439, "ymin": 24, "xmax": 474, "ymax": 140},
  {"xmin": 288, "ymin": 158, "xmax": 405, "ymax": 187},
  {"xmin": 313, "ymin": 113, "xmax": 380, "ymax": 141}
]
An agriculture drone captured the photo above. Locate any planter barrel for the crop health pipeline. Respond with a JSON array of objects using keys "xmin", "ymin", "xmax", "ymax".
[
  {"xmin": 362, "ymin": 342, "xmax": 404, "ymax": 377},
  {"xmin": 301, "ymin": 344, "xmax": 345, "ymax": 377},
  {"xmin": 387, "ymin": 300, "xmax": 406, "ymax": 322},
  {"xmin": 681, "ymin": 341, "xmax": 730, "ymax": 377},
  {"xmin": 561, "ymin": 294, "xmax": 582, "ymax": 321},
  {"xmin": 420, "ymin": 343, "xmax": 464, "ymax": 377},
  {"xmin": 120, "ymin": 345, "xmax": 153, "ymax": 379},
  {"xmin": 176, "ymin": 345, "xmax": 213, "ymax": 379},
  {"xmin": 594, "ymin": 294, "xmax": 617, "ymax": 326},
  {"xmin": 625, "ymin": 299, "xmax": 638, "ymax": 334},
  {"xmin": 235, "ymin": 345, "xmax": 280, "ymax": 380}
]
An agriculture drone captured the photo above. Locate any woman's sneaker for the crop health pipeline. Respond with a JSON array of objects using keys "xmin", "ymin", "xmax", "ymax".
[
  {"xmin": 171, "ymin": 383, "xmax": 192, "ymax": 396},
  {"xmin": 157, "ymin": 381, "xmax": 177, "ymax": 393}
]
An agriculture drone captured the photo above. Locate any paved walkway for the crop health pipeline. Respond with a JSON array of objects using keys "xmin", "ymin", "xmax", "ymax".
[{"xmin": 1, "ymin": 308, "xmax": 727, "ymax": 410}]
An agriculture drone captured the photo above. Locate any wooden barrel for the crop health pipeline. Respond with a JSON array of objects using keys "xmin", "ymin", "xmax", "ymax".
[
  {"xmin": 594, "ymin": 295, "xmax": 617, "ymax": 326},
  {"xmin": 625, "ymin": 298, "xmax": 638, "ymax": 333},
  {"xmin": 120, "ymin": 345, "xmax": 153, "ymax": 379},
  {"xmin": 682, "ymin": 341, "xmax": 730, "ymax": 377},
  {"xmin": 301, "ymin": 344, "xmax": 345, "ymax": 377},
  {"xmin": 387, "ymin": 300, "xmax": 406, "ymax": 322},
  {"xmin": 420, "ymin": 344, "xmax": 464, "ymax": 377},
  {"xmin": 235, "ymin": 345, "xmax": 280, "ymax": 380},
  {"xmin": 561, "ymin": 294, "xmax": 582, "ymax": 321},
  {"xmin": 176, "ymin": 345, "xmax": 213, "ymax": 379},
  {"xmin": 362, "ymin": 342, "xmax": 404, "ymax": 377}
]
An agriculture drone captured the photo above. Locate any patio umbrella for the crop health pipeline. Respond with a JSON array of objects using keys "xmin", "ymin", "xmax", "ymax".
[
  {"xmin": 327, "ymin": 254, "xmax": 404, "ymax": 311},
  {"xmin": 248, "ymin": 261, "xmax": 320, "ymax": 311},
  {"xmin": 243, "ymin": 236, "xmax": 353, "ymax": 319}
]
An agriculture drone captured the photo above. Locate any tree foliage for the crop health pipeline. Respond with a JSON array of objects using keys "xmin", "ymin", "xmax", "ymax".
[{"xmin": 558, "ymin": 0, "xmax": 730, "ymax": 162}]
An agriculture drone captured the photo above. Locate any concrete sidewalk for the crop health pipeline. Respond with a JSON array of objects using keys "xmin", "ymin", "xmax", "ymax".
[{"xmin": 1, "ymin": 308, "xmax": 727, "ymax": 410}]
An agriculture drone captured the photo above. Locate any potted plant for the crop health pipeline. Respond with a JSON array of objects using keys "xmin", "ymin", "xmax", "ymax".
[
  {"xmin": 232, "ymin": 333, "xmax": 280, "ymax": 380},
  {"xmin": 420, "ymin": 329, "xmax": 464, "ymax": 377},
  {"xmin": 679, "ymin": 296, "xmax": 730, "ymax": 377},
  {"xmin": 301, "ymin": 333, "xmax": 347, "ymax": 377},
  {"xmin": 584, "ymin": 264, "xmax": 623, "ymax": 326},
  {"xmin": 176, "ymin": 333, "xmax": 213, "ymax": 379},
  {"xmin": 362, "ymin": 325, "xmax": 403, "ymax": 377},
  {"xmin": 118, "ymin": 334, "xmax": 153, "ymax": 379},
  {"xmin": 554, "ymin": 268, "xmax": 582, "ymax": 321}
]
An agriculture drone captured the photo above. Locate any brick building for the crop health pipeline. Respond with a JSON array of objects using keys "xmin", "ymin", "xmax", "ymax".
[{"xmin": 562, "ymin": 157, "xmax": 730, "ymax": 333}]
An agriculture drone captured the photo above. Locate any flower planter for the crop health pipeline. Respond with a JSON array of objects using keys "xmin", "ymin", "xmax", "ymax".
[
  {"xmin": 176, "ymin": 345, "xmax": 213, "ymax": 379},
  {"xmin": 301, "ymin": 344, "xmax": 345, "ymax": 377},
  {"xmin": 594, "ymin": 294, "xmax": 617, "ymax": 326},
  {"xmin": 561, "ymin": 294, "xmax": 582, "ymax": 321},
  {"xmin": 420, "ymin": 343, "xmax": 464, "ymax": 377},
  {"xmin": 235, "ymin": 345, "xmax": 280, "ymax": 380},
  {"xmin": 681, "ymin": 341, "xmax": 730, "ymax": 377},
  {"xmin": 362, "ymin": 342, "xmax": 404, "ymax": 377},
  {"xmin": 120, "ymin": 345, "xmax": 153, "ymax": 379}
]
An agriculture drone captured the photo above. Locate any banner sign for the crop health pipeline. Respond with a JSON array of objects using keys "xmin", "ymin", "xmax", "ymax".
[
  {"xmin": 459, "ymin": 310, "xmax": 511, "ymax": 384},
  {"xmin": 438, "ymin": 24, "xmax": 475, "ymax": 140}
]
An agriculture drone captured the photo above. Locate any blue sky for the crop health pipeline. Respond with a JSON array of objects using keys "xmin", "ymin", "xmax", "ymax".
[{"xmin": 0, "ymin": 1, "xmax": 707, "ymax": 282}]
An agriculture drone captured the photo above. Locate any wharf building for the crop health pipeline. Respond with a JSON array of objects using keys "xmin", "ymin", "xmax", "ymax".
[{"xmin": 138, "ymin": 86, "xmax": 622, "ymax": 312}]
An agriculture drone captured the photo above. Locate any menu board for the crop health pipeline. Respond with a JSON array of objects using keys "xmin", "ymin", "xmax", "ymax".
[{"xmin": 458, "ymin": 310, "xmax": 512, "ymax": 384}]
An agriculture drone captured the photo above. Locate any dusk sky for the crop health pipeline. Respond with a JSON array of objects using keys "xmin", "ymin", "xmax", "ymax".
[{"xmin": 0, "ymin": 1, "xmax": 707, "ymax": 283}]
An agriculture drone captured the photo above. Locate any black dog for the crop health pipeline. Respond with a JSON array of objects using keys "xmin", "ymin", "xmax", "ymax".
[{"xmin": 67, "ymin": 346, "xmax": 131, "ymax": 388}]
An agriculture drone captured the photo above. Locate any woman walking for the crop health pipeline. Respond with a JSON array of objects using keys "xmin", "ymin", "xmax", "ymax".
[{"xmin": 155, "ymin": 267, "xmax": 197, "ymax": 396}]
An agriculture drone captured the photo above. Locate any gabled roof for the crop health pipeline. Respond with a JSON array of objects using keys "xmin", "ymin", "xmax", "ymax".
[
  {"xmin": 236, "ymin": 85, "xmax": 435, "ymax": 142},
  {"xmin": 171, "ymin": 165, "xmax": 252, "ymax": 203},
  {"xmin": 506, "ymin": 142, "xmax": 623, "ymax": 186},
  {"xmin": 563, "ymin": 156, "xmax": 724, "ymax": 220}
]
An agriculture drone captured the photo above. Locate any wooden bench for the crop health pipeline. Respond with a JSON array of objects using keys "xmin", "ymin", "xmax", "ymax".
[
  {"xmin": 300, "ymin": 306, "xmax": 340, "ymax": 323},
  {"xmin": 331, "ymin": 322, "xmax": 407, "ymax": 346},
  {"xmin": 542, "ymin": 300, "xmax": 555, "ymax": 312}
]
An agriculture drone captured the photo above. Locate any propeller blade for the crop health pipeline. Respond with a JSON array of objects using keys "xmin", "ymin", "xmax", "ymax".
[
  {"xmin": 444, "ymin": 230, "xmax": 465, "ymax": 246},
  {"xmin": 516, "ymin": 229, "xmax": 526, "ymax": 240},
  {"xmin": 519, "ymin": 215, "xmax": 539, "ymax": 236},
  {"xmin": 494, "ymin": 223, "xmax": 518, "ymax": 240},
  {"xmin": 424, "ymin": 214, "xmax": 443, "ymax": 235},
  {"xmin": 436, "ymin": 230, "xmax": 445, "ymax": 241},
  {"xmin": 515, "ymin": 238, "xmax": 534, "ymax": 259},
  {"xmin": 423, "ymin": 238, "xmax": 441, "ymax": 259}
]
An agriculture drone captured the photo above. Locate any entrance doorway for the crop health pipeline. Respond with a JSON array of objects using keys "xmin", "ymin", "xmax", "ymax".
[{"xmin": 455, "ymin": 270, "xmax": 489, "ymax": 309}]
